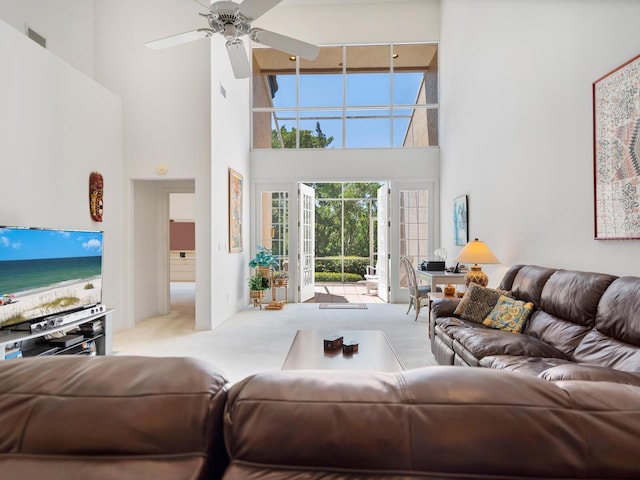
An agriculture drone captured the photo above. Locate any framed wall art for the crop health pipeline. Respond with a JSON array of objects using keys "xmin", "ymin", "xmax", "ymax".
[
  {"xmin": 593, "ymin": 53, "xmax": 640, "ymax": 240},
  {"xmin": 453, "ymin": 195, "xmax": 468, "ymax": 246},
  {"xmin": 228, "ymin": 168, "xmax": 243, "ymax": 252}
]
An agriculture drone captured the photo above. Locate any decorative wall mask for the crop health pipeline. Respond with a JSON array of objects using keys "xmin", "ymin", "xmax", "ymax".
[{"xmin": 89, "ymin": 171, "xmax": 104, "ymax": 222}]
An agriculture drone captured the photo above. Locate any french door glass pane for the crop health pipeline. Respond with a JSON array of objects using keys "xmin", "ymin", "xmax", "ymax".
[
  {"xmin": 399, "ymin": 189, "xmax": 429, "ymax": 287},
  {"xmin": 260, "ymin": 192, "xmax": 288, "ymax": 270}
]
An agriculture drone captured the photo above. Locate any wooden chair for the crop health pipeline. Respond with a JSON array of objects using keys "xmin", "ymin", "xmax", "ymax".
[{"xmin": 401, "ymin": 256, "xmax": 433, "ymax": 321}]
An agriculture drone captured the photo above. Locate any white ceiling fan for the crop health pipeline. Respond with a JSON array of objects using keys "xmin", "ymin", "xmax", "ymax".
[{"xmin": 145, "ymin": 0, "xmax": 320, "ymax": 79}]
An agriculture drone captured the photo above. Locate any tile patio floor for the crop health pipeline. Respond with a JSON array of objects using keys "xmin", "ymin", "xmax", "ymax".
[{"xmin": 309, "ymin": 281, "xmax": 386, "ymax": 304}]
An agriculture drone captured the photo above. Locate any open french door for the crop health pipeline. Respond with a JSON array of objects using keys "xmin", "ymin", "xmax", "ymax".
[
  {"xmin": 376, "ymin": 183, "xmax": 390, "ymax": 302},
  {"xmin": 298, "ymin": 183, "xmax": 315, "ymax": 302}
]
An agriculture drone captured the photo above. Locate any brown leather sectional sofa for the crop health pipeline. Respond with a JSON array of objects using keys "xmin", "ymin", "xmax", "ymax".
[
  {"xmin": 1, "ymin": 354, "xmax": 640, "ymax": 479},
  {"xmin": 431, "ymin": 264, "xmax": 640, "ymax": 384}
]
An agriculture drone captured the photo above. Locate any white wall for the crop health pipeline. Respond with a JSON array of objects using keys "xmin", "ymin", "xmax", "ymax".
[
  {"xmin": 0, "ymin": 0, "xmax": 94, "ymax": 76},
  {"xmin": 93, "ymin": 0, "xmax": 212, "ymax": 329},
  {"xmin": 0, "ymin": 18, "xmax": 124, "ymax": 326},
  {"xmin": 252, "ymin": 148, "xmax": 439, "ymax": 182},
  {"xmin": 170, "ymin": 193, "xmax": 195, "ymax": 221},
  {"xmin": 210, "ymin": 38, "xmax": 251, "ymax": 327},
  {"xmin": 440, "ymin": 0, "xmax": 640, "ymax": 284}
]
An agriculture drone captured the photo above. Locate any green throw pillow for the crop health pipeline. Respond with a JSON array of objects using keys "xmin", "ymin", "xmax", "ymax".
[
  {"xmin": 453, "ymin": 283, "xmax": 512, "ymax": 324},
  {"xmin": 483, "ymin": 295, "xmax": 534, "ymax": 333}
]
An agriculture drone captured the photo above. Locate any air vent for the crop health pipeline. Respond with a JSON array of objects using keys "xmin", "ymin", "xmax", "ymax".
[{"xmin": 26, "ymin": 26, "xmax": 46, "ymax": 48}]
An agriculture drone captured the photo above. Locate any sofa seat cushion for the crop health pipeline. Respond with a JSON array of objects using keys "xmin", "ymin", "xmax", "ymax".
[
  {"xmin": 539, "ymin": 364, "xmax": 640, "ymax": 385},
  {"xmin": 480, "ymin": 355, "xmax": 574, "ymax": 376},
  {"xmin": 451, "ymin": 327, "xmax": 568, "ymax": 362},
  {"xmin": 434, "ymin": 317, "xmax": 486, "ymax": 348},
  {"xmin": 573, "ymin": 329, "xmax": 640, "ymax": 372},
  {"xmin": 436, "ymin": 316, "xmax": 486, "ymax": 333}
]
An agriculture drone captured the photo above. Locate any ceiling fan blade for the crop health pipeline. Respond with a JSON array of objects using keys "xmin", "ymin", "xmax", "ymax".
[
  {"xmin": 238, "ymin": 0, "xmax": 282, "ymax": 21},
  {"xmin": 226, "ymin": 40, "xmax": 251, "ymax": 79},
  {"xmin": 145, "ymin": 29, "xmax": 212, "ymax": 49},
  {"xmin": 250, "ymin": 29, "xmax": 319, "ymax": 60}
]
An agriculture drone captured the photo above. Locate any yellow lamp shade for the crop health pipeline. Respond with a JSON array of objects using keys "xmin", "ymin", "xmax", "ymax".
[{"xmin": 455, "ymin": 238, "xmax": 499, "ymax": 287}]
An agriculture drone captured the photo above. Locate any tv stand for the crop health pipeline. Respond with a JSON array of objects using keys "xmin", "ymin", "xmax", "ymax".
[{"xmin": 0, "ymin": 309, "xmax": 113, "ymax": 361}]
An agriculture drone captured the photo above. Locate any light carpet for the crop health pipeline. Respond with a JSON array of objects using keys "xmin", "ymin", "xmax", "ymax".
[{"xmin": 114, "ymin": 297, "xmax": 438, "ymax": 383}]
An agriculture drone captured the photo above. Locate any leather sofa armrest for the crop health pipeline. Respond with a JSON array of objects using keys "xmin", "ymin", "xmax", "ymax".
[
  {"xmin": 539, "ymin": 364, "xmax": 640, "ymax": 386},
  {"xmin": 431, "ymin": 298, "xmax": 461, "ymax": 318}
]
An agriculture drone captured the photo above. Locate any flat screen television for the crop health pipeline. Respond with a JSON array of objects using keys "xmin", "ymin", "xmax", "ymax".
[{"xmin": 0, "ymin": 226, "xmax": 103, "ymax": 329}]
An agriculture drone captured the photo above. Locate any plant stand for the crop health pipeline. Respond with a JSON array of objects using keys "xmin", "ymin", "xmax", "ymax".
[
  {"xmin": 250, "ymin": 290, "xmax": 264, "ymax": 309},
  {"xmin": 271, "ymin": 277, "xmax": 288, "ymax": 305}
]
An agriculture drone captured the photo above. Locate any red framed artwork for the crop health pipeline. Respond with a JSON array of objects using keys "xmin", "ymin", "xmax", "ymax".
[{"xmin": 593, "ymin": 53, "xmax": 640, "ymax": 240}]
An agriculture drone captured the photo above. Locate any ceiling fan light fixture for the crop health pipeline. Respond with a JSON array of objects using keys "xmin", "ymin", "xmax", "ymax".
[{"xmin": 223, "ymin": 23, "xmax": 238, "ymax": 41}]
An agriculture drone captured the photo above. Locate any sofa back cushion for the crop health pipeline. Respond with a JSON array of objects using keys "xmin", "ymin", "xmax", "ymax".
[
  {"xmin": 540, "ymin": 270, "xmax": 617, "ymax": 328},
  {"xmin": 498, "ymin": 264, "xmax": 524, "ymax": 291},
  {"xmin": 223, "ymin": 367, "xmax": 640, "ymax": 479},
  {"xmin": 0, "ymin": 356, "xmax": 230, "ymax": 480},
  {"xmin": 525, "ymin": 311, "xmax": 592, "ymax": 358},
  {"xmin": 572, "ymin": 276, "xmax": 640, "ymax": 372},
  {"xmin": 593, "ymin": 276, "xmax": 640, "ymax": 345},
  {"xmin": 508, "ymin": 265, "xmax": 556, "ymax": 307},
  {"xmin": 524, "ymin": 270, "xmax": 617, "ymax": 357}
]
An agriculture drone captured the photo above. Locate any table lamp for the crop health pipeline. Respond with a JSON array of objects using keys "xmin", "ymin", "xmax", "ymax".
[{"xmin": 455, "ymin": 238, "xmax": 499, "ymax": 287}]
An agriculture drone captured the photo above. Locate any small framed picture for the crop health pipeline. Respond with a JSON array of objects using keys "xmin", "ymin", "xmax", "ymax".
[{"xmin": 453, "ymin": 195, "xmax": 468, "ymax": 246}]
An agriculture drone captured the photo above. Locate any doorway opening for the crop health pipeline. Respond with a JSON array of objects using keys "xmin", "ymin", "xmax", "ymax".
[
  {"xmin": 169, "ymin": 192, "xmax": 196, "ymax": 316},
  {"xmin": 302, "ymin": 181, "xmax": 388, "ymax": 304}
]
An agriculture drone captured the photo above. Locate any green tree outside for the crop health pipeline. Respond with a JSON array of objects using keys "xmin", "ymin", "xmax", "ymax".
[
  {"xmin": 311, "ymin": 182, "xmax": 382, "ymax": 281},
  {"xmin": 272, "ymin": 122, "xmax": 334, "ymax": 148}
]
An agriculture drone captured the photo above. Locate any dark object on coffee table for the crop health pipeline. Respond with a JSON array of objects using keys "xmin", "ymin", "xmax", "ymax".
[
  {"xmin": 342, "ymin": 341, "xmax": 359, "ymax": 355},
  {"xmin": 323, "ymin": 335, "xmax": 343, "ymax": 351}
]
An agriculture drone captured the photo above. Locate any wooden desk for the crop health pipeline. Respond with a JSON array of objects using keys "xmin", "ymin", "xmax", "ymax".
[
  {"xmin": 416, "ymin": 270, "xmax": 466, "ymax": 289},
  {"xmin": 282, "ymin": 329, "xmax": 404, "ymax": 372}
]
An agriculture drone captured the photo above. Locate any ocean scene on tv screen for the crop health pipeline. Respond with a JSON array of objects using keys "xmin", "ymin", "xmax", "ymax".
[{"xmin": 0, "ymin": 227, "xmax": 103, "ymax": 328}]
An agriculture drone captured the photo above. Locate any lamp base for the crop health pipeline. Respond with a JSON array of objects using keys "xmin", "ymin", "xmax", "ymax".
[{"xmin": 464, "ymin": 265, "xmax": 488, "ymax": 287}]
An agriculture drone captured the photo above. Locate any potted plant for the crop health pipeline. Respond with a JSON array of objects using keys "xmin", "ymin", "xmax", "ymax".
[
  {"xmin": 273, "ymin": 270, "xmax": 289, "ymax": 287},
  {"xmin": 249, "ymin": 273, "xmax": 269, "ymax": 308},
  {"xmin": 249, "ymin": 246, "xmax": 279, "ymax": 278}
]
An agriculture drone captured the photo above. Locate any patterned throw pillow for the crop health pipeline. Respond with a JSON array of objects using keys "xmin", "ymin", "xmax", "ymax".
[
  {"xmin": 483, "ymin": 295, "xmax": 534, "ymax": 333},
  {"xmin": 453, "ymin": 283, "xmax": 512, "ymax": 324}
]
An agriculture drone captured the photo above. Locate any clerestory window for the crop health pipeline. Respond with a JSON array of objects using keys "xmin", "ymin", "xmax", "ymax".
[{"xmin": 252, "ymin": 43, "xmax": 438, "ymax": 149}]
